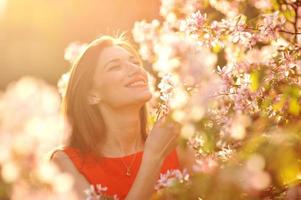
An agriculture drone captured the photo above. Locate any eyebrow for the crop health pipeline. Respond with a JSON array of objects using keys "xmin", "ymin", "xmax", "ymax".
[{"xmin": 103, "ymin": 55, "xmax": 137, "ymax": 70}]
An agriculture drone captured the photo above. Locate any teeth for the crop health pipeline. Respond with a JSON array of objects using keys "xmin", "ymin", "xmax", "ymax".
[{"xmin": 128, "ymin": 80, "xmax": 146, "ymax": 87}]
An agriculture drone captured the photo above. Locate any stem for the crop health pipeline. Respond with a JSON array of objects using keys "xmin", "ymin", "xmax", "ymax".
[
  {"xmin": 279, "ymin": 29, "xmax": 301, "ymax": 35},
  {"xmin": 293, "ymin": 3, "xmax": 298, "ymax": 43},
  {"xmin": 209, "ymin": 92, "xmax": 238, "ymax": 98},
  {"xmin": 155, "ymin": 109, "xmax": 162, "ymax": 122},
  {"xmin": 245, "ymin": 26, "xmax": 301, "ymax": 35},
  {"xmin": 284, "ymin": 0, "xmax": 298, "ymax": 9},
  {"xmin": 281, "ymin": 1, "xmax": 300, "ymax": 43}
]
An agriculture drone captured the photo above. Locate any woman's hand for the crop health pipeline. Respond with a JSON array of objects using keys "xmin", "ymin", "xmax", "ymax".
[
  {"xmin": 144, "ymin": 114, "xmax": 181, "ymax": 161},
  {"xmin": 126, "ymin": 114, "xmax": 181, "ymax": 200}
]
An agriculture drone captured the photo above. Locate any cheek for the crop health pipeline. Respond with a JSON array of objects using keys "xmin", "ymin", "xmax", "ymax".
[{"xmin": 98, "ymin": 73, "xmax": 126, "ymax": 99}]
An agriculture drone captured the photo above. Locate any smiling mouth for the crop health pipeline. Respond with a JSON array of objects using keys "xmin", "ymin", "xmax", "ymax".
[{"xmin": 125, "ymin": 80, "xmax": 147, "ymax": 88}]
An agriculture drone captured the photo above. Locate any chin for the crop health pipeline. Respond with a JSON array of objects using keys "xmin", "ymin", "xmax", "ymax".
[
  {"xmin": 142, "ymin": 90, "xmax": 153, "ymax": 101},
  {"xmin": 137, "ymin": 92, "xmax": 153, "ymax": 104},
  {"xmin": 116, "ymin": 88, "xmax": 152, "ymax": 107},
  {"xmin": 128, "ymin": 92, "xmax": 152, "ymax": 107}
]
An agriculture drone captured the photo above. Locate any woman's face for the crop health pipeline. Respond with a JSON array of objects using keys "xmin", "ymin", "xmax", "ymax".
[{"xmin": 90, "ymin": 45, "xmax": 152, "ymax": 108}]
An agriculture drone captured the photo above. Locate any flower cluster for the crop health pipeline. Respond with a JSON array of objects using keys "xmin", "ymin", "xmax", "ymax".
[
  {"xmin": 156, "ymin": 73, "xmax": 174, "ymax": 120},
  {"xmin": 57, "ymin": 42, "xmax": 88, "ymax": 98},
  {"xmin": 0, "ymin": 77, "xmax": 75, "ymax": 199},
  {"xmin": 84, "ymin": 184, "xmax": 119, "ymax": 200},
  {"xmin": 155, "ymin": 168, "xmax": 190, "ymax": 190},
  {"xmin": 64, "ymin": 42, "xmax": 88, "ymax": 64}
]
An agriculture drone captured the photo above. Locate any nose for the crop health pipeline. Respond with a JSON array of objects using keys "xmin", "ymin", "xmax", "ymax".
[{"xmin": 126, "ymin": 61, "xmax": 144, "ymax": 77}]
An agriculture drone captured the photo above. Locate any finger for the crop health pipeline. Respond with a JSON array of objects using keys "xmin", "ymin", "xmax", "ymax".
[
  {"xmin": 168, "ymin": 121, "xmax": 181, "ymax": 130},
  {"xmin": 157, "ymin": 114, "xmax": 167, "ymax": 125}
]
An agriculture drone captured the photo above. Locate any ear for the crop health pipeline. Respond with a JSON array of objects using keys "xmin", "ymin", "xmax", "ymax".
[{"xmin": 87, "ymin": 91, "xmax": 101, "ymax": 105}]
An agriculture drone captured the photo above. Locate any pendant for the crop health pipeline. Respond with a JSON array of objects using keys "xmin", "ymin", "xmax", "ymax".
[{"xmin": 126, "ymin": 169, "xmax": 131, "ymax": 176}]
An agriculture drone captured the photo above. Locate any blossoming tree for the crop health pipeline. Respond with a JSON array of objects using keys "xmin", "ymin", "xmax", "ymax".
[{"xmin": 131, "ymin": 0, "xmax": 301, "ymax": 199}]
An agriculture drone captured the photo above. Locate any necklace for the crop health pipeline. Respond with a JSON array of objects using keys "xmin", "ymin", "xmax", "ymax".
[
  {"xmin": 120, "ymin": 152, "xmax": 138, "ymax": 176},
  {"xmin": 119, "ymin": 135, "xmax": 139, "ymax": 177}
]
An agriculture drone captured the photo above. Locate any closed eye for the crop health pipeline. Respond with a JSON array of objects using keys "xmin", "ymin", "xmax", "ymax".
[
  {"xmin": 130, "ymin": 58, "xmax": 140, "ymax": 65},
  {"xmin": 108, "ymin": 65, "xmax": 121, "ymax": 70}
]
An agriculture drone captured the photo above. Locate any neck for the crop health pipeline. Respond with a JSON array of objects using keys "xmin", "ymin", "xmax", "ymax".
[{"xmin": 97, "ymin": 103, "xmax": 145, "ymax": 156}]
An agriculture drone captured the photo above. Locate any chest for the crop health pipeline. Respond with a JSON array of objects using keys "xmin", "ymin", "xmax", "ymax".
[{"xmin": 65, "ymin": 148, "xmax": 182, "ymax": 199}]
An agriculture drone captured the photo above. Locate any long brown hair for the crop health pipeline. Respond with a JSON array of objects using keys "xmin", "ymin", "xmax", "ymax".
[{"xmin": 62, "ymin": 35, "xmax": 149, "ymax": 156}]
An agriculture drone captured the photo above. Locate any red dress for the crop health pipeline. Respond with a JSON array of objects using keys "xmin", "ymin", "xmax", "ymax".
[{"xmin": 61, "ymin": 146, "xmax": 182, "ymax": 199}]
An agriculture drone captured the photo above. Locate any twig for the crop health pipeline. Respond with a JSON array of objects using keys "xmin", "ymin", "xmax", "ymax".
[{"xmin": 293, "ymin": 3, "xmax": 299, "ymax": 43}]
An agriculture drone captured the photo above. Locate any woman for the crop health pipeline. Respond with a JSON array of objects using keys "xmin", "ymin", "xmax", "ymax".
[{"xmin": 51, "ymin": 35, "xmax": 195, "ymax": 200}]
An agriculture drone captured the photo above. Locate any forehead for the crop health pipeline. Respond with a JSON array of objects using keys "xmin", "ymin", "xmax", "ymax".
[{"xmin": 97, "ymin": 45, "xmax": 133, "ymax": 68}]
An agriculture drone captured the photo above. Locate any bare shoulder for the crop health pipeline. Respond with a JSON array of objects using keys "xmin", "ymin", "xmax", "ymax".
[
  {"xmin": 50, "ymin": 150, "xmax": 81, "ymax": 176},
  {"xmin": 51, "ymin": 149, "xmax": 69, "ymax": 161},
  {"xmin": 50, "ymin": 150, "xmax": 90, "ymax": 197},
  {"xmin": 51, "ymin": 150, "xmax": 72, "ymax": 168},
  {"xmin": 176, "ymin": 143, "xmax": 196, "ymax": 173}
]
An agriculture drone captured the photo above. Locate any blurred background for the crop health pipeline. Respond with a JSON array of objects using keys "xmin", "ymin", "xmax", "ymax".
[{"xmin": 0, "ymin": 0, "xmax": 160, "ymax": 89}]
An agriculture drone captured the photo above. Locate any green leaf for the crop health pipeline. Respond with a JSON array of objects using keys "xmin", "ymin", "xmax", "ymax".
[
  {"xmin": 273, "ymin": 96, "xmax": 286, "ymax": 111},
  {"xmin": 282, "ymin": 7, "xmax": 295, "ymax": 23},
  {"xmin": 277, "ymin": 149, "xmax": 301, "ymax": 186},
  {"xmin": 288, "ymin": 98, "xmax": 300, "ymax": 116},
  {"xmin": 212, "ymin": 43, "xmax": 222, "ymax": 53},
  {"xmin": 271, "ymin": 0, "xmax": 280, "ymax": 10},
  {"xmin": 250, "ymin": 70, "xmax": 261, "ymax": 92},
  {"xmin": 287, "ymin": 86, "xmax": 301, "ymax": 98}
]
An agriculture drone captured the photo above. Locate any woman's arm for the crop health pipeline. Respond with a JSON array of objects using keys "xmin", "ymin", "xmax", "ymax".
[{"xmin": 126, "ymin": 117, "xmax": 181, "ymax": 200}]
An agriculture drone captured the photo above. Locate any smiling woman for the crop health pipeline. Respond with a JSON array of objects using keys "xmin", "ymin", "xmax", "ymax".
[
  {"xmin": 90, "ymin": 44, "xmax": 151, "ymax": 109},
  {"xmin": 50, "ymin": 34, "xmax": 193, "ymax": 200}
]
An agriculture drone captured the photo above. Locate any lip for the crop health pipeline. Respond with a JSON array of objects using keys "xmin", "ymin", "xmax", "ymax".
[{"xmin": 125, "ymin": 75, "xmax": 147, "ymax": 87}]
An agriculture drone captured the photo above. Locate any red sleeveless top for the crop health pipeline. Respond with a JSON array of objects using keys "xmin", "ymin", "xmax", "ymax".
[{"xmin": 62, "ymin": 146, "xmax": 182, "ymax": 199}]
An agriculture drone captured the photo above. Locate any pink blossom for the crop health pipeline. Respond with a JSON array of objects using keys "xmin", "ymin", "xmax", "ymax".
[
  {"xmin": 155, "ymin": 168, "xmax": 190, "ymax": 190},
  {"xmin": 64, "ymin": 42, "xmax": 88, "ymax": 63},
  {"xmin": 182, "ymin": 10, "xmax": 207, "ymax": 34},
  {"xmin": 192, "ymin": 156, "xmax": 219, "ymax": 174},
  {"xmin": 258, "ymin": 11, "xmax": 286, "ymax": 41}
]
